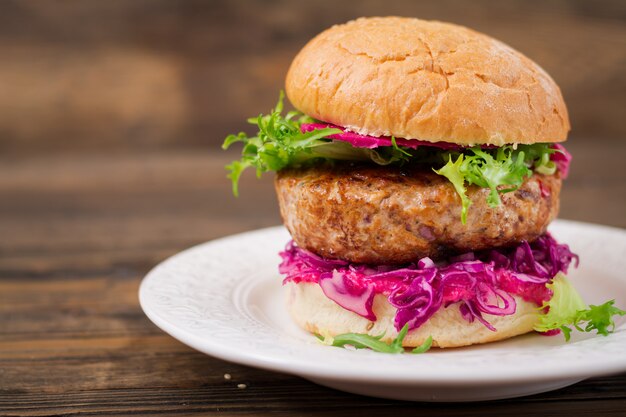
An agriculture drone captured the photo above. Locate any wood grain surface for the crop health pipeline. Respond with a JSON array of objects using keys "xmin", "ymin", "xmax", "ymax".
[
  {"xmin": 1, "ymin": 146, "xmax": 625, "ymax": 416},
  {"xmin": 0, "ymin": 0, "xmax": 625, "ymax": 154},
  {"xmin": 1, "ymin": 0, "xmax": 625, "ymax": 415}
]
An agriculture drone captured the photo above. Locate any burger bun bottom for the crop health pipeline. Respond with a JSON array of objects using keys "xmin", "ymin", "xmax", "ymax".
[{"xmin": 286, "ymin": 282, "xmax": 540, "ymax": 348}]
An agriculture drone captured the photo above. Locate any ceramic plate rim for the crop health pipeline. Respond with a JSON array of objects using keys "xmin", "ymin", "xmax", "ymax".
[{"xmin": 139, "ymin": 219, "xmax": 626, "ymax": 385}]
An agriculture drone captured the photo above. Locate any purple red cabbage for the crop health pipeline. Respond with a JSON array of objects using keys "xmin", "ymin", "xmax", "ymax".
[
  {"xmin": 279, "ymin": 234, "xmax": 578, "ymax": 332},
  {"xmin": 319, "ymin": 271, "xmax": 377, "ymax": 321},
  {"xmin": 299, "ymin": 123, "xmax": 571, "ymax": 177},
  {"xmin": 300, "ymin": 123, "xmax": 462, "ymax": 150},
  {"xmin": 551, "ymin": 143, "xmax": 572, "ymax": 179}
]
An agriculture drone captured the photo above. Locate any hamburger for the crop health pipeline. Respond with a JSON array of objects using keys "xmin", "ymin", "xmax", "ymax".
[{"xmin": 223, "ymin": 17, "xmax": 624, "ymax": 350}]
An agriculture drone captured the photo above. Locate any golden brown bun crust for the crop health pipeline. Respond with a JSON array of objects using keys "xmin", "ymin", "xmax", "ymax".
[
  {"xmin": 286, "ymin": 17, "xmax": 569, "ymax": 146},
  {"xmin": 286, "ymin": 282, "xmax": 539, "ymax": 348}
]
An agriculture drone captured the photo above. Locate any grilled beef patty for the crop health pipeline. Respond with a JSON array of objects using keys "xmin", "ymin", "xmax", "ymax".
[{"xmin": 275, "ymin": 162, "xmax": 560, "ymax": 264}]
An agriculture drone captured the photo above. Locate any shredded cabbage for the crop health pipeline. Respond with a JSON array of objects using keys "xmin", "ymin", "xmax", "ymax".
[
  {"xmin": 280, "ymin": 234, "xmax": 578, "ymax": 332},
  {"xmin": 551, "ymin": 143, "xmax": 572, "ymax": 179},
  {"xmin": 300, "ymin": 123, "xmax": 460, "ymax": 150}
]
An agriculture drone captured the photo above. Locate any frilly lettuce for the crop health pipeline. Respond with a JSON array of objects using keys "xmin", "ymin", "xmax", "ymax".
[
  {"xmin": 223, "ymin": 92, "xmax": 561, "ymax": 222},
  {"xmin": 433, "ymin": 144, "xmax": 557, "ymax": 224},
  {"xmin": 222, "ymin": 92, "xmax": 409, "ymax": 196},
  {"xmin": 534, "ymin": 273, "xmax": 626, "ymax": 341},
  {"xmin": 316, "ymin": 324, "xmax": 433, "ymax": 354}
]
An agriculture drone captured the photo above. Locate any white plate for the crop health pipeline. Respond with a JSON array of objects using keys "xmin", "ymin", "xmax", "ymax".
[{"xmin": 139, "ymin": 219, "xmax": 626, "ymax": 402}]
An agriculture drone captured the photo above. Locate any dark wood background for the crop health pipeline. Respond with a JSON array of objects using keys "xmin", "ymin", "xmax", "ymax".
[
  {"xmin": 1, "ymin": 1, "xmax": 625, "ymax": 415},
  {"xmin": 0, "ymin": 0, "xmax": 625, "ymax": 155}
]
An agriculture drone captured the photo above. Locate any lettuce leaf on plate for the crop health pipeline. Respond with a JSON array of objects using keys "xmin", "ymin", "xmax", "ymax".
[{"xmin": 534, "ymin": 273, "xmax": 626, "ymax": 341}]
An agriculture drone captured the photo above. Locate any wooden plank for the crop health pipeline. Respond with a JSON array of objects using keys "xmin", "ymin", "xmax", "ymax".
[
  {"xmin": 0, "ymin": 144, "xmax": 624, "ymax": 414},
  {"xmin": 0, "ymin": 0, "xmax": 625, "ymax": 155},
  {"xmin": 1, "ymin": 386, "xmax": 625, "ymax": 416}
]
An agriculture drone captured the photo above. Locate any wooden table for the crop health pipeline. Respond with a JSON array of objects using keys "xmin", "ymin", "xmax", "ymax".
[{"xmin": 1, "ymin": 142, "xmax": 625, "ymax": 416}]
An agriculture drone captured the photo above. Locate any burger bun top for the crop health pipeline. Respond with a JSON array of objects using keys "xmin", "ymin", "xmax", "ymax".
[{"xmin": 286, "ymin": 17, "xmax": 569, "ymax": 146}]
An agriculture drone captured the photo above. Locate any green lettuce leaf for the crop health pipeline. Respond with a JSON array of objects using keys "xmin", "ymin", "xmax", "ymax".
[
  {"xmin": 316, "ymin": 324, "xmax": 433, "ymax": 354},
  {"xmin": 433, "ymin": 154, "xmax": 472, "ymax": 224},
  {"xmin": 223, "ymin": 92, "xmax": 558, "ymax": 223},
  {"xmin": 534, "ymin": 273, "xmax": 626, "ymax": 341},
  {"xmin": 463, "ymin": 147, "xmax": 531, "ymax": 206},
  {"xmin": 573, "ymin": 300, "xmax": 626, "ymax": 337},
  {"xmin": 222, "ymin": 91, "xmax": 409, "ymax": 195},
  {"xmin": 433, "ymin": 146, "xmax": 540, "ymax": 224},
  {"xmin": 411, "ymin": 335, "xmax": 433, "ymax": 354},
  {"xmin": 519, "ymin": 143, "xmax": 558, "ymax": 175}
]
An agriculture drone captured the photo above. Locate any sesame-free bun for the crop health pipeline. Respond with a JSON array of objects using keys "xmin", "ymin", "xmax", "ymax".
[
  {"xmin": 286, "ymin": 17, "xmax": 569, "ymax": 146},
  {"xmin": 286, "ymin": 282, "xmax": 539, "ymax": 348}
]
